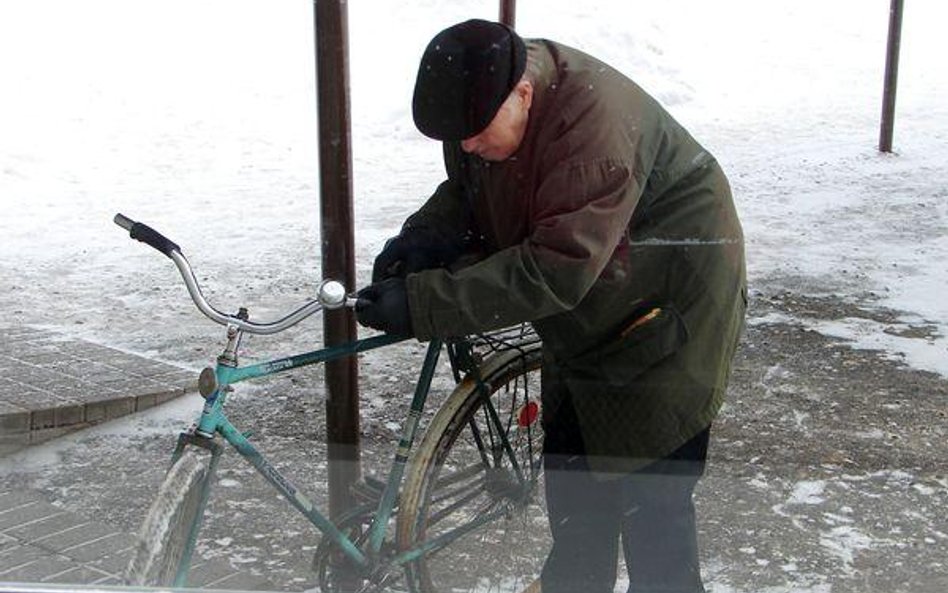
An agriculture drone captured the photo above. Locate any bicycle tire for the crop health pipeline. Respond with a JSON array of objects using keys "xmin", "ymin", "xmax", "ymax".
[
  {"xmin": 397, "ymin": 343, "xmax": 548, "ymax": 593},
  {"xmin": 125, "ymin": 449, "xmax": 209, "ymax": 587}
]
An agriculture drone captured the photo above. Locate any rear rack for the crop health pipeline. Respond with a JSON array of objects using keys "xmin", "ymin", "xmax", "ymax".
[{"xmin": 447, "ymin": 324, "xmax": 541, "ymax": 382}]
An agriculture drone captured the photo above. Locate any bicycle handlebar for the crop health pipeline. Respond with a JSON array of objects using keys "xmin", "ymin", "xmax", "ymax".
[
  {"xmin": 114, "ymin": 213, "xmax": 356, "ymax": 335},
  {"xmin": 114, "ymin": 213, "xmax": 181, "ymax": 258}
]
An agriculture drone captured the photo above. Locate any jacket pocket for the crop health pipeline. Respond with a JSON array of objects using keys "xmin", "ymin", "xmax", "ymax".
[{"xmin": 564, "ymin": 304, "xmax": 690, "ymax": 384}]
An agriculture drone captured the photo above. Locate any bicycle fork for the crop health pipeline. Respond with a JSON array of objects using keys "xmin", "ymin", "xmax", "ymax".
[{"xmin": 170, "ymin": 431, "xmax": 224, "ymax": 588}]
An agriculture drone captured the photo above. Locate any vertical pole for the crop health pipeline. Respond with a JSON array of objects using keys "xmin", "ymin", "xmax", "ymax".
[
  {"xmin": 499, "ymin": 0, "xmax": 517, "ymax": 28},
  {"xmin": 879, "ymin": 0, "xmax": 904, "ymax": 153},
  {"xmin": 314, "ymin": 0, "xmax": 360, "ymax": 524}
]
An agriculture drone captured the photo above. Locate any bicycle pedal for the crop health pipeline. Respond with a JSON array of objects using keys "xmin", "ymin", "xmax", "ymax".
[
  {"xmin": 364, "ymin": 474, "xmax": 387, "ymax": 492},
  {"xmin": 349, "ymin": 476, "xmax": 399, "ymax": 507},
  {"xmin": 350, "ymin": 479, "xmax": 383, "ymax": 504}
]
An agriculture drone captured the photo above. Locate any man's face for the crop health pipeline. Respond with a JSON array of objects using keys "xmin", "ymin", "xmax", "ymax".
[{"xmin": 460, "ymin": 80, "xmax": 534, "ymax": 162}]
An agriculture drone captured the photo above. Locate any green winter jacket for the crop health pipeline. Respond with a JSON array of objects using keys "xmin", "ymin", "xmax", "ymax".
[{"xmin": 403, "ymin": 39, "xmax": 746, "ymax": 472}]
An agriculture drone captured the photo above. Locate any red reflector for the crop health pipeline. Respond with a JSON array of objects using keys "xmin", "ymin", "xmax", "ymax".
[{"xmin": 517, "ymin": 401, "xmax": 540, "ymax": 428}]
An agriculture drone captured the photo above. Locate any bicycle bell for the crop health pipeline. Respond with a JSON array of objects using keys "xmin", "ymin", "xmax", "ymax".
[{"xmin": 317, "ymin": 280, "xmax": 348, "ymax": 310}]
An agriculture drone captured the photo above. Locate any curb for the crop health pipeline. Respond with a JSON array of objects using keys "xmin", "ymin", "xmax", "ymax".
[
  {"xmin": 0, "ymin": 325, "xmax": 195, "ymax": 456},
  {"xmin": 0, "ymin": 386, "xmax": 191, "ymax": 456}
]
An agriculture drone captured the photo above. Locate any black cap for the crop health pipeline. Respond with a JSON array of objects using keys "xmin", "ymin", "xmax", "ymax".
[{"xmin": 412, "ymin": 19, "xmax": 527, "ymax": 141}]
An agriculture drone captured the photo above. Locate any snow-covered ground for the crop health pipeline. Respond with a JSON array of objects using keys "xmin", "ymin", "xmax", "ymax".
[
  {"xmin": 2, "ymin": 0, "xmax": 946, "ymax": 371},
  {"xmin": 2, "ymin": 1, "xmax": 947, "ymax": 592}
]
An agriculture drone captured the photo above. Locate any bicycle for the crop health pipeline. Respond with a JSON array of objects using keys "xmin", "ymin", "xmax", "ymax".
[{"xmin": 113, "ymin": 214, "xmax": 549, "ymax": 593}]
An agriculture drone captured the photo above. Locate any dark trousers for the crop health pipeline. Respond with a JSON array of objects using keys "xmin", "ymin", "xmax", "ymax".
[{"xmin": 540, "ymin": 396, "xmax": 710, "ymax": 593}]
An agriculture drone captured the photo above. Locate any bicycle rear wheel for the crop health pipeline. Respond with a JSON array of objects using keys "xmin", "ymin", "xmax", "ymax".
[
  {"xmin": 398, "ymin": 343, "xmax": 549, "ymax": 593},
  {"xmin": 125, "ymin": 448, "xmax": 210, "ymax": 587}
]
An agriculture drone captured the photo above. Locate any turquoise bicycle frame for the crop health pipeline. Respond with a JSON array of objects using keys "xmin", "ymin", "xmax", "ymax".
[{"xmin": 170, "ymin": 331, "xmax": 444, "ymax": 588}]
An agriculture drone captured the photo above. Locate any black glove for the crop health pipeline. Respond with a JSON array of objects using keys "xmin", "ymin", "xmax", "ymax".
[
  {"xmin": 355, "ymin": 278, "xmax": 413, "ymax": 337},
  {"xmin": 372, "ymin": 228, "xmax": 463, "ymax": 282}
]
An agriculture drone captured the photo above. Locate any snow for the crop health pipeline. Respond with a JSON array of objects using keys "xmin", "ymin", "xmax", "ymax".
[
  {"xmin": 2, "ymin": 0, "xmax": 946, "ymax": 373},
  {"xmin": 787, "ymin": 481, "xmax": 828, "ymax": 506},
  {"xmin": 1, "ymin": 0, "xmax": 947, "ymax": 591}
]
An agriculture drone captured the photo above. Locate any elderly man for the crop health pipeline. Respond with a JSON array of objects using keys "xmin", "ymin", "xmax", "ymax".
[{"xmin": 356, "ymin": 19, "xmax": 746, "ymax": 593}]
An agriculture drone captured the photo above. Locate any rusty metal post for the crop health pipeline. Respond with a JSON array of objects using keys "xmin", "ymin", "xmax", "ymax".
[
  {"xmin": 314, "ymin": 0, "xmax": 360, "ymax": 525},
  {"xmin": 499, "ymin": 0, "xmax": 516, "ymax": 28},
  {"xmin": 879, "ymin": 0, "xmax": 904, "ymax": 153}
]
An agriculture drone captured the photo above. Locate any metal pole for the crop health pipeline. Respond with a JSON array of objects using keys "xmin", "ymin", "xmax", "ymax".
[
  {"xmin": 499, "ymin": 0, "xmax": 516, "ymax": 28},
  {"xmin": 314, "ymin": 0, "xmax": 360, "ymax": 524},
  {"xmin": 879, "ymin": 0, "xmax": 904, "ymax": 153}
]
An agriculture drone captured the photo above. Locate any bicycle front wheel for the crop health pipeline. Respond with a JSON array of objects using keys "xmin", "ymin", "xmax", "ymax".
[
  {"xmin": 125, "ymin": 448, "xmax": 210, "ymax": 587},
  {"xmin": 398, "ymin": 343, "xmax": 549, "ymax": 593}
]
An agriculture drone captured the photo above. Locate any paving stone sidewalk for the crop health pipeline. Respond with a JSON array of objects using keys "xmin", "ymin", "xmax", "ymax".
[
  {"xmin": 0, "ymin": 489, "xmax": 271, "ymax": 589},
  {"xmin": 0, "ymin": 325, "xmax": 195, "ymax": 456},
  {"xmin": 0, "ymin": 325, "xmax": 273, "ymax": 589}
]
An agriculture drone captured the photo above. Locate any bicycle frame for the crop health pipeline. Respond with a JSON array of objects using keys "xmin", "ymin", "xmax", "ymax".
[{"xmin": 170, "ymin": 328, "xmax": 449, "ymax": 588}]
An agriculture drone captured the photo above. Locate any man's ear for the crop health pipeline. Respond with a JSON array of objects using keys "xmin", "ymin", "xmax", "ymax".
[{"xmin": 516, "ymin": 79, "xmax": 534, "ymax": 110}]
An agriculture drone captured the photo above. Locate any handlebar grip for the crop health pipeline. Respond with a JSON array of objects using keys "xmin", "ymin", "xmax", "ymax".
[
  {"xmin": 113, "ymin": 213, "xmax": 134, "ymax": 231},
  {"xmin": 114, "ymin": 213, "xmax": 181, "ymax": 258}
]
